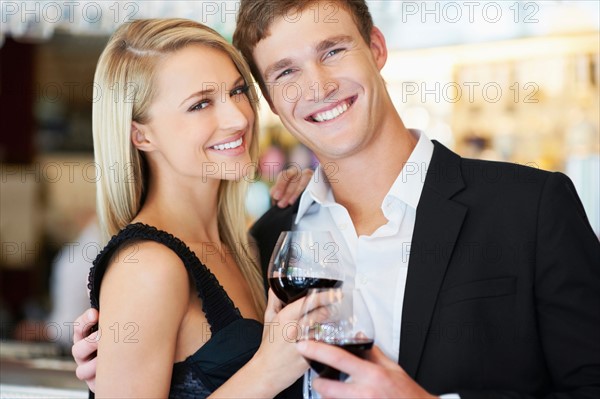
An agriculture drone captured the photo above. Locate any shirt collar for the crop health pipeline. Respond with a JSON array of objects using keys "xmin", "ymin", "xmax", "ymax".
[
  {"xmin": 295, "ymin": 166, "xmax": 331, "ymax": 224},
  {"xmin": 294, "ymin": 129, "xmax": 434, "ymax": 224},
  {"xmin": 386, "ymin": 129, "xmax": 434, "ymax": 209}
]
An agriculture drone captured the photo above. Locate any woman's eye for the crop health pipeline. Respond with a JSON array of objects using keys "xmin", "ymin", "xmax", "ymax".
[
  {"xmin": 189, "ymin": 100, "xmax": 210, "ymax": 112},
  {"xmin": 230, "ymin": 85, "xmax": 250, "ymax": 96}
]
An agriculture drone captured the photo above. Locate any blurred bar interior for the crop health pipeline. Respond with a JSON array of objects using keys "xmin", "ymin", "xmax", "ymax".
[{"xmin": 0, "ymin": 0, "xmax": 599, "ymax": 394}]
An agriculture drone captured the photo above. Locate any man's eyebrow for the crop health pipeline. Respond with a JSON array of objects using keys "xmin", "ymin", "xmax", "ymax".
[
  {"xmin": 263, "ymin": 35, "xmax": 354, "ymax": 80},
  {"xmin": 264, "ymin": 58, "xmax": 293, "ymax": 81},
  {"xmin": 315, "ymin": 35, "xmax": 353, "ymax": 53}
]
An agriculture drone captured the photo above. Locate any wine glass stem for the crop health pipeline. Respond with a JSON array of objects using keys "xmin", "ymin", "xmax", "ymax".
[{"xmin": 303, "ymin": 368, "xmax": 319, "ymax": 399}]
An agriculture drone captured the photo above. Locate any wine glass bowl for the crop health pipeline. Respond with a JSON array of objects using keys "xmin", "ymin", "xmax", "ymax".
[
  {"xmin": 268, "ymin": 231, "xmax": 343, "ymax": 303},
  {"xmin": 299, "ymin": 288, "xmax": 375, "ymax": 381}
]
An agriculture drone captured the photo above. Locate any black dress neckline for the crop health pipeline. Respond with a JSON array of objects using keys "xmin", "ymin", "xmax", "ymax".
[{"xmin": 88, "ymin": 222, "xmax": 265, "ymax": 397}]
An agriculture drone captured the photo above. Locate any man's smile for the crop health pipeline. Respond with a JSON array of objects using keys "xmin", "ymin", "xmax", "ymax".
[{"xmin": 306, "ymin": 95, "xmax": 357, "ymax": 123}]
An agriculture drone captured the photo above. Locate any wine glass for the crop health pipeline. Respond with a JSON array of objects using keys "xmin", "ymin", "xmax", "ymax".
[
  {"xmin": 299, "ymin": 288, "xmax": 375, "ymax": 390},
  {"xmin": 267, "ymin": 231, "xmax": 343, "ymax": 304}
]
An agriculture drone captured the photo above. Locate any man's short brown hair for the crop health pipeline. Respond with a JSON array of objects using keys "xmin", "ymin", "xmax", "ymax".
[{"xmin": 233, "ymin": 0, "xmax": 374, "ymax": 102}]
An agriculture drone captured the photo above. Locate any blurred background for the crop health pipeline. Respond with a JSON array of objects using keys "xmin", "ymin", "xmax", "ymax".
[{"xmin": 0, "ymin": 0, "xmax": 598, "ymax": 359}]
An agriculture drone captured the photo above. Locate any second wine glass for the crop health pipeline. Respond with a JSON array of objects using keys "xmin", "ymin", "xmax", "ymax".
[
  {"xmin": 267, "ymin": 231, "xmax": 343, "ymax": 304},
  {"xmin": 299, "ymin": 288, "xmax": 375, "ymax": 382}
]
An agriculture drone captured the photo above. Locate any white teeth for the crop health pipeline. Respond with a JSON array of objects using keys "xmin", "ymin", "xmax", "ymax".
[
  {"xmin": 313, "ymin": 101, "xmax": 350, "ymax": 122},
  {"xmin": 212, "ymin": 137, "xmax": 243, "ymax": 151}
]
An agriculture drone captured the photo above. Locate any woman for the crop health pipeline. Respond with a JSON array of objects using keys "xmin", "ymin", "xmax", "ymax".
[{"xmin": 87, "ymin": 18, "xmax": 306, "ymax": 397}]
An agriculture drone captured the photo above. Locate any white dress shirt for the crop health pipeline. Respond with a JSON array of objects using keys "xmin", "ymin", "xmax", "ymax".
[
  {"xmin": 295, "ymin": 129, "xmax": 432, "ymax": 361},
  {"xmin": 295, "ymin": 130, "xmax": 460, "ymax": 398}
]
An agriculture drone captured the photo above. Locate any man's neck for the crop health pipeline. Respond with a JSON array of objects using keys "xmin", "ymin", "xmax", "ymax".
[{"xmin": 322, "ymin": 125, "xmax": 417, "ymax": 236}]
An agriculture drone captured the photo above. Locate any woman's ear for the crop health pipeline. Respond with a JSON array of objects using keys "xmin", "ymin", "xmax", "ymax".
[{"xmin": 131, "ymin": 122, "xmax": 154, "ymax": 152}]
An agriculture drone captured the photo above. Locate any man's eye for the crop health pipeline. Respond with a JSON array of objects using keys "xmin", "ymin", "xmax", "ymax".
[
  {"xmin": 230, "ymin": 85, "xmax": 250, "ymax": 96},
  {"xmin": 325, "ymin": 48, "xmax": 345, "ymax": 58},
  {"xmin": 189, "ymin": 100, "xmax": 210, "ymax": 112},
  {"xmin": 276, "ymin": 69, "xmax": 294, "ymax": 80}
]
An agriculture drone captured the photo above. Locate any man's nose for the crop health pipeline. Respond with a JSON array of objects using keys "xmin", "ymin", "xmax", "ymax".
[{"xmin": 301, "ymin": 65, "xmax": 339, "ymax": 103}]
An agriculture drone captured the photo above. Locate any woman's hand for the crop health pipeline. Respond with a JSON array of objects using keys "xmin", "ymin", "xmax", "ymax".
[
  {"xmin": 271, "ymin": 168, "xmax": 314, "ymax": 208},
  {"xmin": 210, "ymin": 290, "xmax": 308, "ymax": 398},
  {"xmin": 256, "ymin": 290, "xmax": 309, "ymax": 386}
]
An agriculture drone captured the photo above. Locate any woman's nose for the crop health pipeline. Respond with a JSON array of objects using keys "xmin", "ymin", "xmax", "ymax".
[{"xmin": 218, "ymin": 96, "xmax": 251, "ymax": 133}]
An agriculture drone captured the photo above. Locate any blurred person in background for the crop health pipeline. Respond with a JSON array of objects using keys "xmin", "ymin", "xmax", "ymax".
[
  {"xmin": 45, "ymin": 217, "xmax": 100, "ymax": 348},
  {"xmin": 13, "ymin": 217, "xmax": 100, "ymax": 350}
]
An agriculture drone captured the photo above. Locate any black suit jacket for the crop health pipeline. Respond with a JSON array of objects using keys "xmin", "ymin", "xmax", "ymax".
[{"xmin": 250, "ymin": 141, "xmax": 600, "ymax": 398}]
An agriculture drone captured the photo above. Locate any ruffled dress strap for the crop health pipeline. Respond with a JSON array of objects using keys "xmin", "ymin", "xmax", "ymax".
[{"xmin": 88, "ymin": 223, "xmax": 241, "ymax": 334}]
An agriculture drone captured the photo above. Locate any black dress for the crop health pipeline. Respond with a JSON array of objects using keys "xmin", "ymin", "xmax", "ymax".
[{"xmin": 88, "ymin": 223, "xmax": 263, "ymax": 398}]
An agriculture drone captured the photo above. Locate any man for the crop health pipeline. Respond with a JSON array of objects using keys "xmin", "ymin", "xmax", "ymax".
[
  {"xmin": 74, "ymin": 1, "xmax": 600, "ymax": 397},
  {"xmin": 237, "ymin": 0, "xmax": 600, "ymax": 397}
]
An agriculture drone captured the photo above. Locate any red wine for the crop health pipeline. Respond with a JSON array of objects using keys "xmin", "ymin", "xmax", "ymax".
[
  {"xmin": 268, "ymin": 277, "xmax": 342, "ymax": 303},
  {"xmin": 308, "ymin": 338, "xmax": 374, "ymax": 380}
]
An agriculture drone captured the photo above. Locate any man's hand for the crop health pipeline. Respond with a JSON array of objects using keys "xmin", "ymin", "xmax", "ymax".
[
  {"xmin": 271, "ymin": 168, "xmax": 314, "ymax": 208},
  {"xmin": 71, "ymin": 308, "xmax": 99, "ymax": 392},
  {"xmin": 296, "ymin": 340, "xmax": 439, "ymax": 399}
]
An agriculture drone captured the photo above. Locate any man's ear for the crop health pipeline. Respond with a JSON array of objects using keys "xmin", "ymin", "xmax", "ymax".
[
  {"xmin": 131, "ymin": 122, "xmax": 154, "ymax": 152},
  {"xmin": 369, "ymin": 27, "xmax": 388, "ymax": 71}
]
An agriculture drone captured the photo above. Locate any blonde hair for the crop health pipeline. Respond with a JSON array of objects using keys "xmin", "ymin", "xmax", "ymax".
[{"xmin": 93, "ymin": 18, "xmax": 265, "ymax": 314}]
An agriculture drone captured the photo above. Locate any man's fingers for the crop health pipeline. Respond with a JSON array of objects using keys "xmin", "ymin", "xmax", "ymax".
[
  {"xmin": 72, "ymin": 328, "xmax": 99, "ymax": 392},
  {"xmin": 73, "ymin": 308, "xmax": 98, "ymax": 342},
  {"xmin": 75, "ymin": 355, "xmax": 97, "ymax": 388},
  {"xmin": 72, "ymin": 330, "xmax": 99, "ymax": 363},
  {"xmin": 312, "ymin": 377, "xmax": 356, "ymax": 399},
  {"xmin": 75, "ymin": 356, "xmax": 96, "ymax": 380}
]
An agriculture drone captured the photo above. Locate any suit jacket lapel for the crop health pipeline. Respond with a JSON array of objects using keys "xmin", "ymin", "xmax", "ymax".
[{"xmin": 399, "ymin": 141, "xmax": 467, "ymax": 378}]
